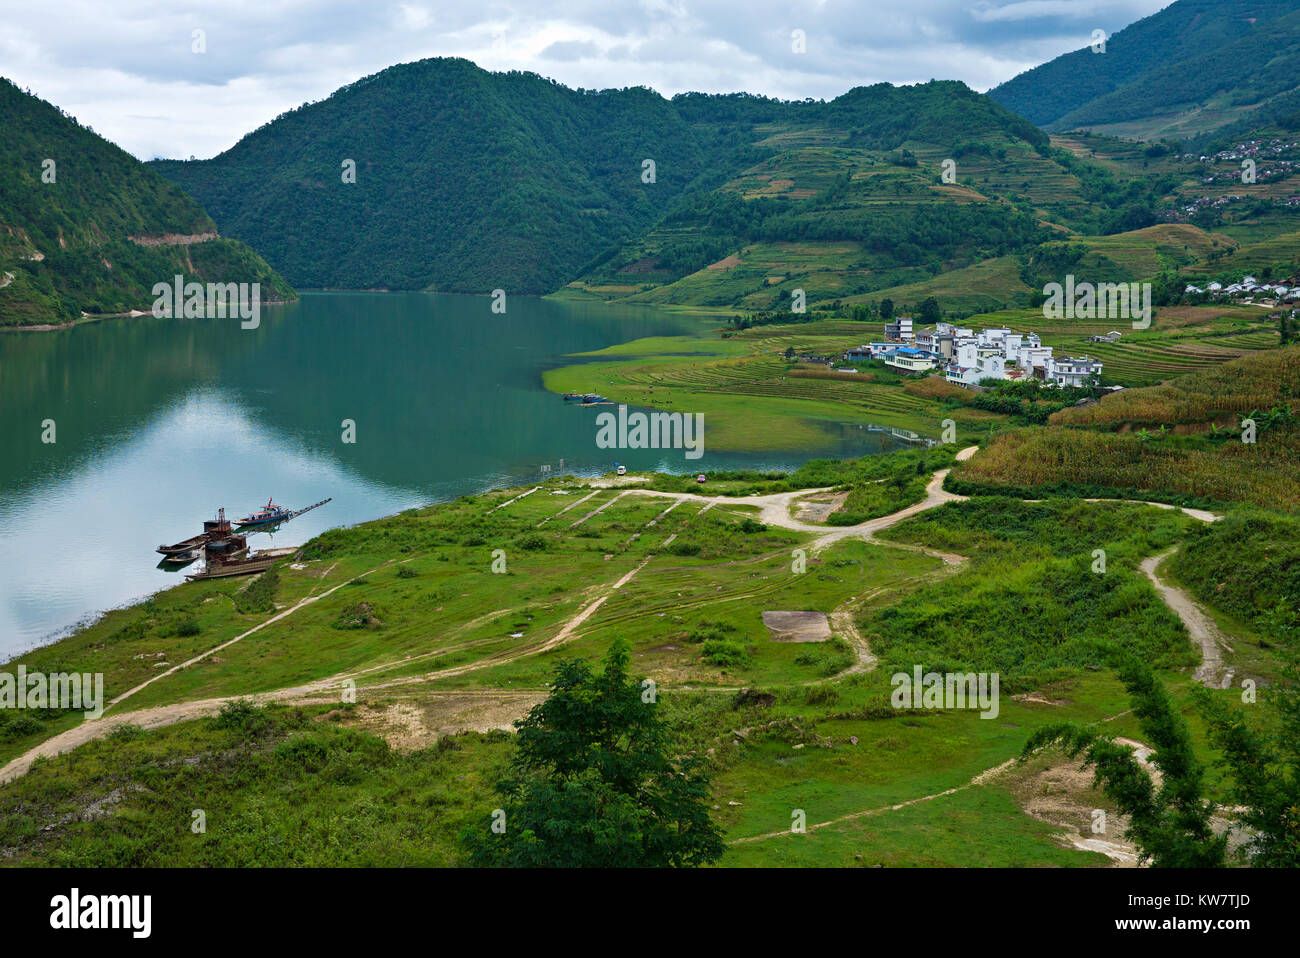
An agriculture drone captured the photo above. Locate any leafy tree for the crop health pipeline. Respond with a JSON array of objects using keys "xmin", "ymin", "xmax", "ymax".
[
  {"xmin": 919, "ymin": 296, "xmax": 941, "ymax": 324},
  {"xmin": 1022, "ymin": 652, "xmax": 1227, "ymax": 867},
  {"xmin": 464, "ymin": 641, "xmax": 724, "ymax": 867},
  {"xmin": 880, "ymin": 298, "xmax": 895, "ymax": 320},
  {"xmin": 1194, "ymin": 591, "xmax": 1300, "ymax": 865}
]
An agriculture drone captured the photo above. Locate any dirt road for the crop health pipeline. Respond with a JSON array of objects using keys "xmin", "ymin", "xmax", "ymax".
[{"xmin": 1140, "ymin": 548, "xmax": 1231, "ymax": 688}]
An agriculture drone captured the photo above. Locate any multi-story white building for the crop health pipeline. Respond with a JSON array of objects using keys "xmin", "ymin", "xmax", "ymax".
[
  {"xmin": 856, "ymin": 322, "xmax": 1101, "ymax": 389},
  {"xmin": 1045, "ymin": 355, "xmax": 1103, "ymax": 387},
  {"xmin": 884, "ymin": 318, "xmax": 914, "ymax": 341},
  {"xmin": 945, "ymin": 342, "xmax": 1007, "ymax": 385}
]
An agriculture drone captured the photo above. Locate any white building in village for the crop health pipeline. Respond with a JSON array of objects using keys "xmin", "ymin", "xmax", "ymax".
[
  {"xmin": 1044, "ymin": 355, "xmax": 1104, "ymax": 387},
  {"xmin": 854, "ymin": 320, "xmax": 1102, "ymax": 388}
]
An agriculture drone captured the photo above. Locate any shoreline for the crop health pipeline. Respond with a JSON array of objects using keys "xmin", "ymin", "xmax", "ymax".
[
  {"xmin": 0, "ymin": 296, "xmax": 299, "ymax": 333},
  {"xmin": 0, "ymin": 456, "xmax": 801, "ymax": 663}
]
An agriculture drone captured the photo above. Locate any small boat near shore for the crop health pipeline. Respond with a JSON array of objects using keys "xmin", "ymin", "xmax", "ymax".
[
  {"xmin": 236, "ymin": 497, "xmax": 292, "ymax": 527},
  {"xmin": 157, "ymin": 507, "xmax": 233, "ymax": 555},
  {"xmin": 160, "ymin": 549, "xmax": 201, "ymax": 566}
]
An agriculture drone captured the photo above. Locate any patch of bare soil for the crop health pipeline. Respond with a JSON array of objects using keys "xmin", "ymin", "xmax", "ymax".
[
  {"xmin": 587, "ymin": 475, "xmax": 651, "ymax": 488},
  {"xmin": 707, "ymin": 253, "xmax": 742, "ymax": 271},
  {"xmin": 791, "ymin": 491, "xmax": 849, "ymax": 523},
  {"xmin": 1003, "ymin": 754, "xmax": 1139, "ymax": 866},
  {"xmin": 762, "ymin": 610, "xmax": 831, "ymax": 643},
  {"xmin": 342, "ymin": 691, "xmax": 545, "ymax": 751}
]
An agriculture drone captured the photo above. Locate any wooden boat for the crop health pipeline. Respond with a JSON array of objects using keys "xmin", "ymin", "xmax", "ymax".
[
  {"xmin": 157, "ymin": 533, "xmax": 206, "ymax": 556},
  {"xmin": 161, "ymin": 550, "xmax": 201, "ymax": 565},
  {"xmin": 157, "ymin": 507, "xmax": 233, "ymax": 555}
]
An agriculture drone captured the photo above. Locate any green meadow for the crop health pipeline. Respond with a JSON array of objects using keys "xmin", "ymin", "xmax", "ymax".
[{"xmin": 1, "ymin": 432, "xmax": 1292, "ymax": 866}]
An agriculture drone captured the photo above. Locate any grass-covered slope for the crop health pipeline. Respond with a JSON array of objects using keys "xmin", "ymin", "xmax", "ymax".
[
  {"xmin": 0, "ymin": 78, "xmax": 294, "ymax": 326},
  {"xmin": 6, "ymin": 461, "xmax": 1278, "ymax": 867}
]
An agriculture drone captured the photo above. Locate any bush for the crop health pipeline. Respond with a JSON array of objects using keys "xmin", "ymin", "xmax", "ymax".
[
  {"xmin": 212, "ymin": 700, "xmax": 273, "ymax": 737},
  {"xmin": 804, "ymin": 685, "xmax": 840, "ymax": 706},
  {"xmin": 701, "ymin": 639, "xmax": 750, "ymax": 667},
  {"xmin": 234, "ymin": 566, "xmax": 280, "ymax": 614},
  {"xmin": 515, "ymin": 533, "xmax": 547, "ymax": 552},
  {"xmin": 107, "ymin": 723, "xmax": 146, "ymax": 742}
]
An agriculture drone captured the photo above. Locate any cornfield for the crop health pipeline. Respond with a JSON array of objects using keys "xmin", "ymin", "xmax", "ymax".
[
  {"xmin": 954, "ymin": 426, "xmax": 1300, "ymax": 510},
  {"xmin": 1052, "ymin": 347, "xmax": 1300, "ymax": 429}
]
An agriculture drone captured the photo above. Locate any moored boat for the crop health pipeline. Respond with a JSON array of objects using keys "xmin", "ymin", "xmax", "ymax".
[
  {"xmin": 157, "ymin": 534, "xmax": 206, "ymax": 556},
  {"xmin": 236, "ymin": 497, "xmax": 291, "ymax": 527},
  {"xmin": 157, "ymin": 507, "xmax": 233, "ymax": 555}
]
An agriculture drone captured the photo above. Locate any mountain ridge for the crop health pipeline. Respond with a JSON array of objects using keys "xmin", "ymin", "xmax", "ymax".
[
  {"xmin": 989, "ymin": 0, "xmax": 1300, "ymax": 142},
  {"xmin": 0, "ymin": 78, "xmax": 294, "ymax": 326}
]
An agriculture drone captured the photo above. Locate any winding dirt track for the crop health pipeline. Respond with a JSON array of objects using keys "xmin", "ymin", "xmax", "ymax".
[
  {"xmin": 1140, "ymin": 548, "xmax": 1231, "ymax": 688},
  {"xmin": 0, "ymin": 446, "xmax": 1227, "ymax": 786}
]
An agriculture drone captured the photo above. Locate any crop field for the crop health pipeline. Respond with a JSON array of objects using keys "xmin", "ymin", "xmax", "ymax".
[
  {"xmin": 950, "ymin": 426, "xmax": 1300, "ymax": 510},
  {"xmin": 1187, "ymin": 229, "xmax": 1300, "ymax": 275},
  {"xmin": 1052, "ymin": 346, "xmax": 1300, "ymax": 428},
  {"xmin": 625, "ymin": 241, "xmax": 879, "ymax": 309},
  {"xmin": 840, "ymin": 255, "xmax": 1035, "ymax": 316},
  {"xmin": 951, "ymin": 304, "xmax": 1280, "ymax": 386}
]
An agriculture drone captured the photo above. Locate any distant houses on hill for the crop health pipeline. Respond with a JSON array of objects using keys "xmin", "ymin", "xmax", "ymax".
[
  {"xmin": 1184, "ymin": 275, "xmax": 1300, "ymax": 307},
  {"xmin": 847, "ymin": 320, "xmax": 1103, "ymax": 388}
]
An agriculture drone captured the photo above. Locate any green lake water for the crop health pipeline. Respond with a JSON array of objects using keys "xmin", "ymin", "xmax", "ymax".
[{"xmin": 0, "ymin": 291, "xmax": 907, "ymax": 653}]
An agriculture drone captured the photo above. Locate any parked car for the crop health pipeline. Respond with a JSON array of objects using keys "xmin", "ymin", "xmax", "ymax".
[
  {"xmin": 696, "ymin": 474, "xmax": 706, "ymax": 484},
  {"xmin": 616, "ymin": 465, "xmax": 627, "ymax": 476}
]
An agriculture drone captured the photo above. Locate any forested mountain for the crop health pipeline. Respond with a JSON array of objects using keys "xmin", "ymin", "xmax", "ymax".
[
  {"xmin": 0, "ymin": 78, "xmax": 293, "ymax": 326},
  {"xmin": 150, "ymin": 59, "xmax": 1088, "ymax": 301},
  {"xmin": 146, "ymin": 39, "xmax": 1300, "ymax": 314},
  {"xmin": 989, "ymin": 0, "xmax": 1300, "ymax": 141},
  {"xmin": 153, "ymin": 58, "xmax": 741, "ymax": 294}
]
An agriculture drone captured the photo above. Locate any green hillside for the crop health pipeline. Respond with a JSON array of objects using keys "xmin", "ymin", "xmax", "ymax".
[
  {"xmin": 152, "ymin": 58, "xmax": 748, "ymax": 294},
  {"xmin": 0, "ymin": 78, "xmax": 294, "ymax": 327},
  {"xmin": 150, "ymin": 61, "xmax": 1138, "ymax": 304},
  {"xmin": 989, "ymin": 0, "xmax": 1300, "ymax": 142},
  {"xmin": 570, "ymin": 82, "xmax": 1225, "ymax": 314}
]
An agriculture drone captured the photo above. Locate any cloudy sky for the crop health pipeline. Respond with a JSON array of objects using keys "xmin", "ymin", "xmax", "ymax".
[{"xmin": 2, "ymin": 0, "xmax": 1171, "ymax": 160}]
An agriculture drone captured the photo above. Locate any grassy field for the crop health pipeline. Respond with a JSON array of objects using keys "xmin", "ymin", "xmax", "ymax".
[
  {"xmin": 538, "ymin": 300, "xmax": 1283, "ymax": 458},
  {"xmin": 3, "ymin": 320, "xmax": 1296, "ymax": 867},
  {"xmin": 1, "ymin": 430, "xmax": 1294, "ymax": 866},
  {"xmin": 543, "ymin": 323, "xmax": 1001, "ymax": 450}
]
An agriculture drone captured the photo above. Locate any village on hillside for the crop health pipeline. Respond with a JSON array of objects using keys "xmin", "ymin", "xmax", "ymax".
[
  {"xmin": 1184, "ymin": 274, "xmax": 1300, "ymax": 305},
  {"xmin": 840, "ymin": 317, "xmax": 1106, "ymax": 388}
]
